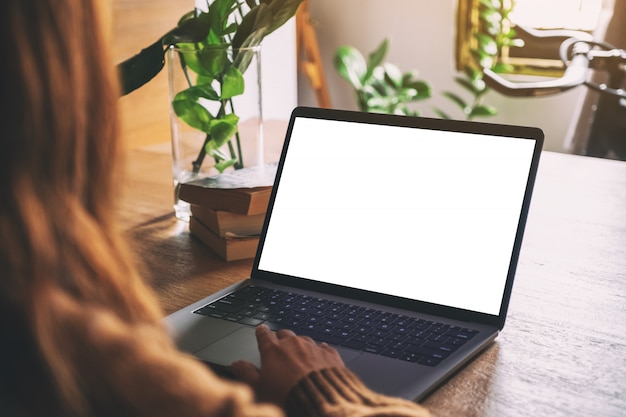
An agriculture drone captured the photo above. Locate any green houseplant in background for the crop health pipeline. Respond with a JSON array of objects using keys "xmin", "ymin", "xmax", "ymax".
[
  {"xmin": 332, "ymin": 2, "xmax": 521, "ymax": 122},
  {"xmin": 435, "ymin": 0, "xmax": 522, "ymax": 120},
  {"xmin": 333, "ymin": 38, "xmax": 432, "ymax": 116}
]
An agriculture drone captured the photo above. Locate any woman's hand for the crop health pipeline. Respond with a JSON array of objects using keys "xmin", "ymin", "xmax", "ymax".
[{"xmin": 230, "ymin": 324, "xmax": 345, "ymax": 406}]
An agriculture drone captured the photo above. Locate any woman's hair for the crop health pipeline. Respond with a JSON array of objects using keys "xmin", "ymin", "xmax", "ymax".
[{"xmin": 0, "ymin": 0, "xmax": 163, "ymax": 413}]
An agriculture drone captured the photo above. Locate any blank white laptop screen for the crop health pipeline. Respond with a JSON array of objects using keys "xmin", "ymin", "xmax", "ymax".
[{"xmin": 258, "ymin": 117, "xmax": 537, "ymax": 316}]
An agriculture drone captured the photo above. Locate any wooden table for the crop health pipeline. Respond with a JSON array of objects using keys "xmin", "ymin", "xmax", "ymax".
[{"xmin": 121, "ymin": 147, "xmax": 626, "ymax": 417}]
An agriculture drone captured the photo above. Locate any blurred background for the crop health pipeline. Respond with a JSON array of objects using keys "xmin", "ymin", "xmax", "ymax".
[{"xmin": 114, "ymin": 0, "xmax": 623, "ymax": 156}]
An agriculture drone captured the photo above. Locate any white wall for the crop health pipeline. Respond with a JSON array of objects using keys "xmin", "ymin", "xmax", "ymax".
[
  {"xmin": 297, "ymin": 0, "xmax": 585, "ymax": 153},
  {"xmin": 262, "ymin": 21, "xmax": 299, "ymax": 121}
]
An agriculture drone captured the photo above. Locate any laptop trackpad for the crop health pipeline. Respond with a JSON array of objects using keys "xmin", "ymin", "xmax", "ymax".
[
  {"xmin": 195, "ymin": 327, "xmax": 261, "ymax": 367},
  {"xmin": 194, "ymin": 326, "xmax": 363, "ymax": 369}
]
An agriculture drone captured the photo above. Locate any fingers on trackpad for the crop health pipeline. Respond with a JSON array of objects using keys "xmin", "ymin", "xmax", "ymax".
[{"xmin": 194, "ymin": 326, "xmax": 363, "ymax": 368}]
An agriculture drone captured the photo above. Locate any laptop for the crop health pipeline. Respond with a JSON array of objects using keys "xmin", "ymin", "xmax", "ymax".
[{"xmin": 165, "ymin": 106, "xmax": 543, "ymax": 401}]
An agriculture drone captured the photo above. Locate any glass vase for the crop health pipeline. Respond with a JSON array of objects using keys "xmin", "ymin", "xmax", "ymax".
[{"xmin": 167, "ymin": 45, "xmax": 265, "ymax": 221}]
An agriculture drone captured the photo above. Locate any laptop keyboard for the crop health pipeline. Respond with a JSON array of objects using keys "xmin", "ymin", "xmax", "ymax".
[{"xmin": 194, "ymin": 285, "xmax": 478, "ymax": 367}]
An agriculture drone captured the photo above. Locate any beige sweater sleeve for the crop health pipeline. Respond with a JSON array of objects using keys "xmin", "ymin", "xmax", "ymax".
[{"xmin": 286, "ymin": 368, "xmax": 431, "ymax": 417}]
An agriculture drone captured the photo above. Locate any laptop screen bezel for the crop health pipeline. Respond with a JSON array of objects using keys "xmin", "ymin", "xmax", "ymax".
[{"xmin": 251, "ymin": 106, "xmax": 543, "ymax": 330}]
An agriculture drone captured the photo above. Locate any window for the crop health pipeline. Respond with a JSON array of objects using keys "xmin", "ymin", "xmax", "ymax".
[{"xmin": 512, "ymin": 0, "xmax": 603, "ymax": 31}]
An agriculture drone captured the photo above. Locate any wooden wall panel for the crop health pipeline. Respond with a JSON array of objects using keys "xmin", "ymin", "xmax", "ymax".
[{"xmin": 113, "ymin": 0, "xmax": 192, "ymax": 149}]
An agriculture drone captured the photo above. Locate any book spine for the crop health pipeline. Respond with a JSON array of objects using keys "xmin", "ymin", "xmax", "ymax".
[
  {"xmin": 189, "ymin": 217, "xmax": 259, "ymax": 261},
  {"xmin": 190, "ymin": 205, "xmax": 265, "ymax": 238}
]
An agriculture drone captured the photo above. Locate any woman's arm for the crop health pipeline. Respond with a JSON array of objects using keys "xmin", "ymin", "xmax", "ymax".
[{"xmin": 232, "ymin": 325, "xmax": 431, "ymax": 417}]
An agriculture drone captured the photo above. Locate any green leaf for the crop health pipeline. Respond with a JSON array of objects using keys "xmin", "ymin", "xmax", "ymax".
[
  {"xmin": 362, "ymin": 84, "xmax": 384, "ymax": 100},
  {"xmin": 401, "ymin": 70, "xmax": 421, "ymax": 85},
  {"xmin": 333, "ymin": 46, "xmax": 367, "ymax": 89},
  {"xmin": 172, "ymin": 87, "xmax": 216, "ymax": 132},
  {"xmin": 230, "ymin": 4, "xmax": 271, "ymax": 54},
  {"xmin": 163, "ymin": 16, "xmax": 210, "ymax": 46},
  {"xmin": 215, "ymin": 159, "xmax": 237, "ymax": 172},
  {"xmin": 454, "ymin": 75, "xmax": 486, "ymax": 94},
  {"xmin": 480, "ymin": 56, "xmax": 495, "ymax": 69},
  {"xmin": 196, "ymin": 84, "xmax": 220, "ymax": 101},
  {"xmin": 220, "ymin": 112, "xmax": 240, "ymax": 125},
  {"xmin": 432, "ymin": 107, "xmax": 452, "ymax": 119},
  {"xmin": 481, "ymin": 8, "xmax": 502, "ymax": 22},
  {"xmin": 262, "ymin": 0, "xmax": 305, "ymax": 36},
  {"xmin": 366, "ymin": 81, "xmax": 386, "ymax": 97},
  {"xmin": 365, "ymin": 38, "xmax": 389, "ymax": 81},
  {"xmin": 118, "ymin": 39, "xmax": 165, "ymax": 95},
  {"xmin": 173, "ymin": 85, "xmax": 218, "ymax": 104},
  {"xmin": 442, "ymin": 91, "xmax": 468, "ymax": 111},
  {"xmin": 204, "ymin": 140, "xmax": 237, "ymax": 173},
  {"xmin": 478, "ymin": 0, "xmax": 501, "ymax": 8},
  {"xmin": 480, "ymin": 9, "xmax": 502, "ymax": 35},
  {"xmin": 203, "ymin": 114, "xmax": 240, "ymax": 173},
  {"xmin": 207, "ymin": 0, "xmax": 239, "ymax": 37},
  {"xmin": 233, "ymin": 42, "xmax": 262, "ymax": 72},
  {"xmin": 370, "ymin": 66, "xmax": 386, "ymax": 83},
  {"xmin": 491, "ymin": 62, "xmax": 514, "ymax": 73},
  {"xmin": 177, "ymin": 9, "xmax": 197, "ymax": 25},
  {"xmin": 469, "ymin": 104, "xmax": 497, "ymax": 118},
  {"xmin": 472, "ymin": 48, "xmax": 494, "ymax": 69},
  {"xmin": 205, "ymin": 140, "xmax": 229, "ymax": 159},
  {"xmin": 397, "ymin": 87, "xmax": 418, "ymax": 102},
  {"xmin": 366, "ymin": 96, "xmax": 390, "ymax": 110},
  {"xmin": 231, "ymin": 5, "xmax": 262, "ymax": 49},
  {"xmin": 221, "ymin": 65, "xmax": 245, "ymax": 98},
  {"xmin": 454, "ymin": 76, "xmax": 475, "ymax": 94},
  {"xmin": 402, "ymin": 77, "xmax": 432, "ymax": 99},
  {"xmin": 475, "ymin": 33, "xmax": 498, "ymax": 56},
  {"xmin": 382, "ymin": 63, "xmax": 403, "ymax": 88},
  {"xmin": 407, "ymin": 87, "xmax": 431, "ymax": 102},
  {"xmin": 232, "ymin": 0, "xmax": 303, "ymax": 50},
  {"xmin": 355, "ymin": 91, "xmax": 369, "ymax": 112},
  {"xmin": 463, "ymin": 65, "xmax": 483, "ymax": 81},
  {"xmin": 209, "ymin": 114, "xmax": 240, "ymax": 146},
  {"xmin": 169, "ymin": 45, "xmax": 200, "ymax": 77},
  {"xmin": 221, "ymin": 22, "xmax": 238, "ymax": 37},
  {"xmin": 395, "ymin": 106, "xmax": 412, "ymax": 116},
  {"xmin": 198, "ymin": 45, "xmax": 230, "ymax": 77}
]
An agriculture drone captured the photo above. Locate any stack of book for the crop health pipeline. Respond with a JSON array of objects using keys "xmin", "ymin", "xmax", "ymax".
[{"xmin": 179, "ymin": 182, "xmax": 272, "ymax": 261}]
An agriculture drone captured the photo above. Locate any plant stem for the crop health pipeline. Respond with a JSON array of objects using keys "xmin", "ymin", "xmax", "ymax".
[
  {"xmin": 191, "ymin": 102, "xmax": 228, "ymax": 174},
  {"xmin": 192, "ymin": 142, "xmax": 207, "ymax": 173},
  {"xmin": 179, "ymin": 52, "xmax": 194, "ymax": 87},
  {"xmin": 229, "ymin": 98, "xmax": 243, "ymax": 169}
]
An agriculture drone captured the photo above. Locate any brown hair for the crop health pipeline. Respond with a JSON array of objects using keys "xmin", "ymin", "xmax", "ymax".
[{"xmin": 0, "ymin": 0, "xmax": 163, "ymax": 414}]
